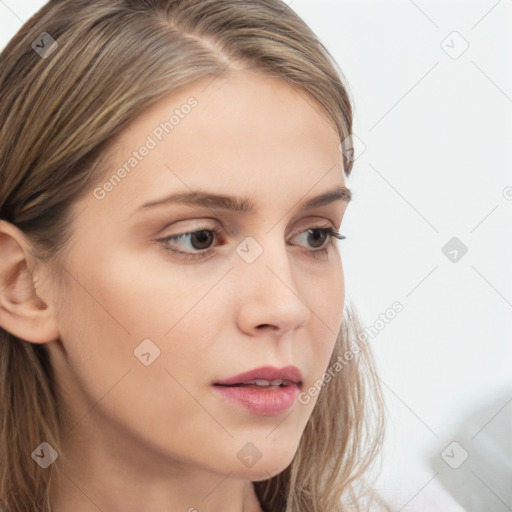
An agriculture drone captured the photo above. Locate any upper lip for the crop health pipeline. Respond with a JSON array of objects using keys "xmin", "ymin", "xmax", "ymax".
[{"xmin": 213, "ymin": 365, "xmax": 303, "ymax": 386}]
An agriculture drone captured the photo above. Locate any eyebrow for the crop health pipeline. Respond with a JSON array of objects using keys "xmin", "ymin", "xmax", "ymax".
[{"xmin": 136, "ymin": 185, "xmax": 352, "ymax": 214}]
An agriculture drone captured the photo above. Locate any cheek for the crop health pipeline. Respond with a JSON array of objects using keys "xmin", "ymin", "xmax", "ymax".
[
  {"xmin": 54, "ymin": 261, "xmax": 225, "ymax": 458},
  {"xmin": 312, "ymin": 252, "xmax": 344, "ymax": 328},
  {"xmin": 55, "ymin": 247, "xmax": 230, "ymax": 396},
  {"xmin": 307, "ymin": 255, "xmax": 344, "ymax": 371}
]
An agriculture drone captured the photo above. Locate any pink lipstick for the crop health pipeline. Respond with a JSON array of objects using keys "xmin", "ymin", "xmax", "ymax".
[{"xmin": 212, "ymin": 365, "xmax": 303, "ymax": 416}]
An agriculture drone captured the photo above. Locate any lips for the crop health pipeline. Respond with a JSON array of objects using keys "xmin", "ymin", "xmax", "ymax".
[
  {"xmin": 212, "ymin": 365, "xmax": 303, "ymax": 415},
  {"xmin": 213, "ymin": 365, "xmax": 303, "ymax": 388}
]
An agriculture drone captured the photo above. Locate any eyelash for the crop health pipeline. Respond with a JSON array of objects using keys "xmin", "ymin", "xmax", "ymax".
[{"xmin": 158, "ymin": 225, "xmax": 346, "ymax": 262}]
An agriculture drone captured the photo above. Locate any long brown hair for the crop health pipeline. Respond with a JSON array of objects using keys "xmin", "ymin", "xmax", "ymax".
[{"xmin": 0, "ymin": 1, "xmax": 386, "ymax": 510}]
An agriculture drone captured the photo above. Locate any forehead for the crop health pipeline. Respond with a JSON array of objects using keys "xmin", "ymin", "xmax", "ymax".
[{"xmin": 87, "ymin": 70, "xmax": 346, "ymax": 216}]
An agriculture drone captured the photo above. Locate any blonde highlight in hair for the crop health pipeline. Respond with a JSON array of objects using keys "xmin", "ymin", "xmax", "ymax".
[{"xmin": 0, "ymin": 1, "xmax": 386, "ymax": 510}]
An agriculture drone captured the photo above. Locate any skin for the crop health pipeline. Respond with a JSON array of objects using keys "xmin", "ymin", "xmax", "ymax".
[{"xmin": 0, "ymin": 69, "xmax": 349, "ymax": 511}]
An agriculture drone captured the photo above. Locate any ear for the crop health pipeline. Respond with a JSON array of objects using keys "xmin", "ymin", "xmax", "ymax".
[{"xmin": 0, "ymin": 220, "xmax": 60, "ymax": 344}]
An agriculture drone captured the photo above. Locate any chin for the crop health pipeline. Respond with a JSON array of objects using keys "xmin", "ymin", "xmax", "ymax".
[{"xmin": 232, "ymin": 443, "xmax": 298, "ymax": 482}]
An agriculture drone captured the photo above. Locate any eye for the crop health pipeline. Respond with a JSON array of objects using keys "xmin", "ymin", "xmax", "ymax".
[
  {"xmin": 158, "ymin": 224, "xmax": 345, "ymax": 261},
  {"xmin": 159, "ymin": 227, "xmax": 221, "ymax": 261},
  {"xmin": 292, "ymin": 227, "xmax": 342, "ymax": 249},
  {"xmin": 290, "ymin": 226, "xmax": 346, "ymax": 259}
]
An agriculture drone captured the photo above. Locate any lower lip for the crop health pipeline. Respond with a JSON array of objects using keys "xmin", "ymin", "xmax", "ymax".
[{"xmin": 212, "ymin": 384, "xmax": 301, "ymax": 416}]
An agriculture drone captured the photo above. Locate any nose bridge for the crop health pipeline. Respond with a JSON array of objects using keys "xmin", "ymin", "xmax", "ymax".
[{"xmin": 234, "ymin": 232, "xmax": 310, "ymax": 333}]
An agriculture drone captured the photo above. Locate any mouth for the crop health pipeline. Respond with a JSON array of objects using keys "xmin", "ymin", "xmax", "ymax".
[
  {"xmin": 214, "ymin": 378, "xmax": 301, "ymax": 390},
  {"xmin": 212, "ymin": 365, "xmax": 303, "ymax": 388},
  {"xmin": 211, "ymin": 366, "xmax": 303, "ymax": 415}
]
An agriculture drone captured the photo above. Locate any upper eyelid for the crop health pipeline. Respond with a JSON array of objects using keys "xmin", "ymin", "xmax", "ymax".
[
  {"xmin": 161, "ymin": 222, "xmax": 338, "ymax": 247},
  {"xmin": 160, "ymin": 216, "xmax": 339, "ymax": 237}
]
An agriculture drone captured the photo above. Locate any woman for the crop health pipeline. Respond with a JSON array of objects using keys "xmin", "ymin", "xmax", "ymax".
[{"xmin": 0, "ymin": 0, "xmax": 386, "ymax": 510}]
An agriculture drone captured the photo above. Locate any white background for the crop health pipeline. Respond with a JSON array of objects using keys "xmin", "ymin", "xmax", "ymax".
[{"xmin": 1, "ymin": 1, "xmax": 511, "ymax": 510}]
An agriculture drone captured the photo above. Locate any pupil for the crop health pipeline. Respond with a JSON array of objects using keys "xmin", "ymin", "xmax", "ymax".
[
  {"xmin": 309, "ymin": 228, "xmax": 326, "ymax": 248},
  {"xmin": 192, "ymin": 230, "xmax": 214, "ymax": 250}
]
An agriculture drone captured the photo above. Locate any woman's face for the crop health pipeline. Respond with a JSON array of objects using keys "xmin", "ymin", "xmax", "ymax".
[{"xmin": 45, "ymin": 69, "xmax": 349, "ymax": 482}]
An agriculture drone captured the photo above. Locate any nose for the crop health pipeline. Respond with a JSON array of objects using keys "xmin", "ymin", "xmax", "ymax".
[{"xmin": 235, "ymin": 236, "xmax": 311, "ymax": 338}]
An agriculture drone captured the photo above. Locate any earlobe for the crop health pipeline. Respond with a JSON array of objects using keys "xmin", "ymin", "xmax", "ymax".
[{"xmin": 0, "ymin": 220, "xmax": 60, "ymax": 344}]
